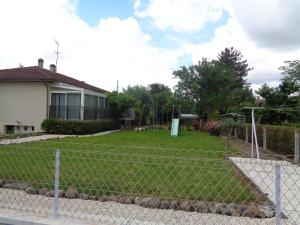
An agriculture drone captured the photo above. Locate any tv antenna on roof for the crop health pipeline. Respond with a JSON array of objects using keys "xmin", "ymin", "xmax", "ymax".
[{"xmin": 54, "ymin": 39, "xmax": 60, "ymax": 68}]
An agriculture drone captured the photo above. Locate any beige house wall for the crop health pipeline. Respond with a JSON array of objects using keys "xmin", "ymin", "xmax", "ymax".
[{"xmin": 0, "ymin": 82, "xmax": 48, "ymax": 134}]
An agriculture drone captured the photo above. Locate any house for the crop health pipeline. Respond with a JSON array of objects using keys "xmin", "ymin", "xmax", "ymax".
[{"xmin": 0, "ymin": 59, "xmax": 108, "ymax": 134}]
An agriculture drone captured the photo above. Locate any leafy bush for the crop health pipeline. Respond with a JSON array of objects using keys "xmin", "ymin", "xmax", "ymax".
[
  {"xmin": 41, "ymin": 119, "xmax": 119, "ymax": 135},
  {"xmin": 238, "ymin": 124, "xmax": 297, "ymax": 157},
  {"xmin": 203, "ymin": 120, "xmax": 223, "ymax": 136},
  {"xmin": 264, "ymin": 125, "xmax": 295, "ymax": 157}
]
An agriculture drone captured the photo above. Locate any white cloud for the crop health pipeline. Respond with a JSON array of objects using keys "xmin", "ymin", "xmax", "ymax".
[
  {"xmin": 0, "ymin": 0, "xmax": 183, "ymax": 91},
  {"xmin": 227, "ymin": 0, "xmax": 300, "ymax": 49},
  {"xmin": 183, "ymin": 17, "xmax": 300, "ymax": 88},
  {"xmin": 1, "ymin": 0, "xmax": 300, "ymax": 93},
  {"xmin": 134, "ymin": 0, "xmax": 224, "ymax": 32}
]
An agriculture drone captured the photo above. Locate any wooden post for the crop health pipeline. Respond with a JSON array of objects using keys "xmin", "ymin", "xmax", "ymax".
[
  {"xmin": 263, "ymin": 127, "xmax": 267, "ymax": 150},
  {"xmin": 295, "ymin": 130, "xmax": 300, "ymax": 162},
  {"xmin": 199, "ymin": 119, "xmax": 202, "ymax": 131},
  {"xmin": 245, "ymin": 125, "xmax": 248, "ymax": 143},
  {"xmin": 234, "ymin": 129, "xmax": 237, "ymax": 138}
]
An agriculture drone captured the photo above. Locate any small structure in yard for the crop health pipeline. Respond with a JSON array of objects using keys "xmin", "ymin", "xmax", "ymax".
[
  {"xmin": 180, "ymin": 114, "xmax": 198, "ymax": 131},
  {"xmin": 121, "ymin": 108, "xmax": 135, "ymax": 130}
]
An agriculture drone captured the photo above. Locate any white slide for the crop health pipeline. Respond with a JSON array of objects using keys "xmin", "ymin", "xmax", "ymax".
[{"xmin": 170, "ymin": 118, "xmax": 179, "ymax": 137}]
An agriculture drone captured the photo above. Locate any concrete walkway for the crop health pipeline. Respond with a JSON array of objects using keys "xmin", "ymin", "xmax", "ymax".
[
  {"xmin": 0, "ymin": 130, "xmax": 120, "ymax": 145},
  {"xmin": 230, "ymin": 157, "xmax": 300, "ymax": 225}
]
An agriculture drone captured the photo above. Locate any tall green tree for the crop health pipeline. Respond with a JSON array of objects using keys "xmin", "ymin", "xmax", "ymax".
[
  {"xmin": 173, "ymin": 58, "xmax": 234, "ymax": 118},
  {"xmin": 218, "ymin": 47, "xmax": 253, "ymax": 88},
  {"xmin": 123, "ymin": 85, "xmax": 151, "ymax": 107},
  {"xmin": 107, "ymin": 91, "xmax": 135, "ymax": 120},
  {"xmin": 256, "ymin": 82, "xmax": 299, "ymax": 124},
  {"xmin": 279, "ymin": 60, "xmax": 300, "ymax": 95},
  {"xmin": 148, "ymin": 83, "xmax": 175, "ymax": 123},
  {"xmin": 122, "ymin": 85, "xmax": 152, "ymax": 125},
  {"xmin": 279, "ymin": 60, "xmax": 300, "ymax": 81},
  {"xmin": 148, "ymin": 83, "xmax": 173, "ymax": 106}
]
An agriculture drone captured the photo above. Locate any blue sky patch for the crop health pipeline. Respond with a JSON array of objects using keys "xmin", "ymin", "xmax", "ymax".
[{"xmin": 77, "ymin": 0, "xmax": 134, "ymax": 26}]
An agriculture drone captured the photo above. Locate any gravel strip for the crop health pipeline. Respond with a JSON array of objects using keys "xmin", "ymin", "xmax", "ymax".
[
  {"xmin": 0, "ymin": 130, "xmax": 120, "ymax": 145},
  {"xmin": 229, "ymin": 157, "xmax": 300, "ymax": 224},
  {"xmin": 0, "ymin": 189, "xmax": 290, "ymax": 225}
]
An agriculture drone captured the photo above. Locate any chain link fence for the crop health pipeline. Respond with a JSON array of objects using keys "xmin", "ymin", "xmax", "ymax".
[{"xmin": 0, "ymin": 144, "xmax": 299, "ymax": 225}]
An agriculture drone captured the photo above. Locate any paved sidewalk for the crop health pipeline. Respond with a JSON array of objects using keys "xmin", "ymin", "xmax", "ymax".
[
  {"xmin": 0, "ymin": 130, "xmax": 120, "ymax": 145},
  {"xmin": 230, "ymin": 157, "xmax": 300, "ymax": 225}
]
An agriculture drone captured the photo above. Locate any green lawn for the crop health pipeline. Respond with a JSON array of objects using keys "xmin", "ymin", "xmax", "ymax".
[{"xmin": 0, "ymin": 130, "xmax": 257, "ymax": 203}]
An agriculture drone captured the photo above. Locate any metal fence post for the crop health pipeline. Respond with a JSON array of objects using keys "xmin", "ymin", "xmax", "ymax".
[
  {"xmin": 295, "ymin": 130, "xmax": 299, "ymax": 162},
  {"xmin": 263, "ymin": 127, "xmax": 267, "ymax": 150},
  {"xmin": 53, "ymin": 150, "xmax": 61, "ymax": 218},
  {"xmin": 275, "ymin": 164, "xmax": 281, "ymax": 225}
]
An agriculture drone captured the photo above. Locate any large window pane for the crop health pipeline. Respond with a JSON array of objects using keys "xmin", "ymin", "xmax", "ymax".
[
  {"xmin": 98, "ymin": 97, "xmax": 105, "ymax": 108},
  {"xmin": 84, "ymin": 94, "xmax": 97, "ymax": 107},
  {"xmin": 67, "ymin": 94, "xmax": 81, "ymax": 106},
  {"xmin": 67, "ymin": 94, "xmax": 81, "ymax": 120},
  {"xmin": 84, "ymin": 94, "xmax": 98, "ymax": 119},
  {"xmin": 51, "ymin": 93, "xmax": 65, "ymax": 106},
  {"xmin": 51, "ymin": 93, "xmax": 66, "ymax": 119}
]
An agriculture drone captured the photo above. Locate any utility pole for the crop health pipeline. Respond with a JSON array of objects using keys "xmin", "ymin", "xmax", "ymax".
[{"xmin": 116, "ymin": 80, "xmax": 119, "ymax": 93}]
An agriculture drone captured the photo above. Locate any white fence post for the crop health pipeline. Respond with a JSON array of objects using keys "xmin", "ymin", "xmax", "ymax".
[
  {"xmin": 263, "ymin": 127, "xmax": 267, "ymax": 150},
  {"xmin": 295, "ymin": 130, "xmax": 300, "ymax": 162},
  {"xmin": 275, "ymin": 164, "xmax": 281, "ymax": 225},
  {"xmin": 53, "ymin": 150, "xmax": 61, "ymax": 218}
]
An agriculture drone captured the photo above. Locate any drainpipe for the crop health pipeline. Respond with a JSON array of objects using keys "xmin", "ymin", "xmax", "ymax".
[
  {"xmin": 81, "ymin": 89, "xmax": 85, "ymax": 120},
  {"xmin": 42, "ymin": 82, "xmax": 49, "ymax": 118}
]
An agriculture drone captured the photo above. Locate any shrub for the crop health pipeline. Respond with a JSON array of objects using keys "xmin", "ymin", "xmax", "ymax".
[
  {"xmin": 203, "ymin": 120, "xmax": 223, "ymax": 136},
  {"xmin": 192, "ymin": 119, "xmax": 200, "ymax": 130},
  {"xmin": 238, "ymin": 124, "xmax": 297, "ymax": 157},
  {"xmin": 41, "ymin": 119, "xmax": 119, "ymax": 135},
  {"xmin": 265, "ymin": 125, "xmax": 295, "ymax": 157}
]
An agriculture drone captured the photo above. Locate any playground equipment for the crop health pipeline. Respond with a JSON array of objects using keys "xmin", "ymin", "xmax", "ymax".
[
  {"xmin": 171, "ymin": 118, "xmax": 180, "ymax": 137},
  {"xmin": 243, "ymin": 107, "xmax": 263, "ymax": 159},
  {"xmin": 136, "ymin": 104, "xmax": 181, "ymax": 135},
  {"xmin": 121, "ymin": 108, "xmax": 135, "ymax": 130},
  {"xmin": 170, "ymin": 105, "xmax": 181, "ymax": 137}
]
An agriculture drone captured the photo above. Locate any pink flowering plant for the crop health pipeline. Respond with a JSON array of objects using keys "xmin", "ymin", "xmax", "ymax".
[{"xmin": 203, "ymin": 120, "xmax": 224, "ymax": 136}]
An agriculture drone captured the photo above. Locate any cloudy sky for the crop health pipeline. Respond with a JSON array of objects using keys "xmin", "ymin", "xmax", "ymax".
[{"xmin": 0, "ymin": 0, "xmax": 299, "ymax": 92}]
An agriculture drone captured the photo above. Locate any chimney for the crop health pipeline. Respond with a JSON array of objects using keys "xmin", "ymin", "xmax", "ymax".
[
  {"xmin": 38, "ymin": 58, "xmax": 44, "ymax": 68},
  {"xmin": 50, "ymin": 64, "xmax": 57, "ymax": 73}
]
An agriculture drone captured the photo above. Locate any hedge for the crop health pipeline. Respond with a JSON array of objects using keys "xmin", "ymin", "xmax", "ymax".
[
  {"xmin": 41, "ymin": 119, "xmax": 119, "ymax": 135},
  {"xmin": 237, "ymin": 124, "xmax": 297, "ymax": 157}
]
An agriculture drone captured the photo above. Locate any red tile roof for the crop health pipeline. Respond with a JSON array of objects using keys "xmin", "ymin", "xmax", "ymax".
[{"xmin": 0, "ymin": 66, "xmax": 108, "ymax": 94}]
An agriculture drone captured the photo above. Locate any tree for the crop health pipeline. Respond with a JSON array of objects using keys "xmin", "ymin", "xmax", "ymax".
[
  {"xmin": 148, "ymin": 83, "xmax": 174, "ymax": 124},
  {"xmin": 256, "ymin": 83, "xmax": 299, "ymax": 124},
  {"xmin": 218, "ymin": 47, "xmax": 253, "ymax": 88},
  {"xmin": 122, "ymin": 85, "xmax": 152, "ymax": 125},
  {"xmin": 279, "ymin": 60, "xmax": 300, "ymax": 95},
  {"xmin": 173, "ymin": 58, "xmax": 234, "ymax": 118},
  {"xmin": 107, "ymin": 91, "xmax": 135, "ymax": 120},
  {"xmin": 279, "ymin": 60, "xmax": 300, "ymax": 81},
  {"xmin": 148, "ymin": 83, "xmax": 173, "ymax": 106},
  {"xmin": 123, "ymin": 85, "xmax": 151, "ymax": 107}
]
